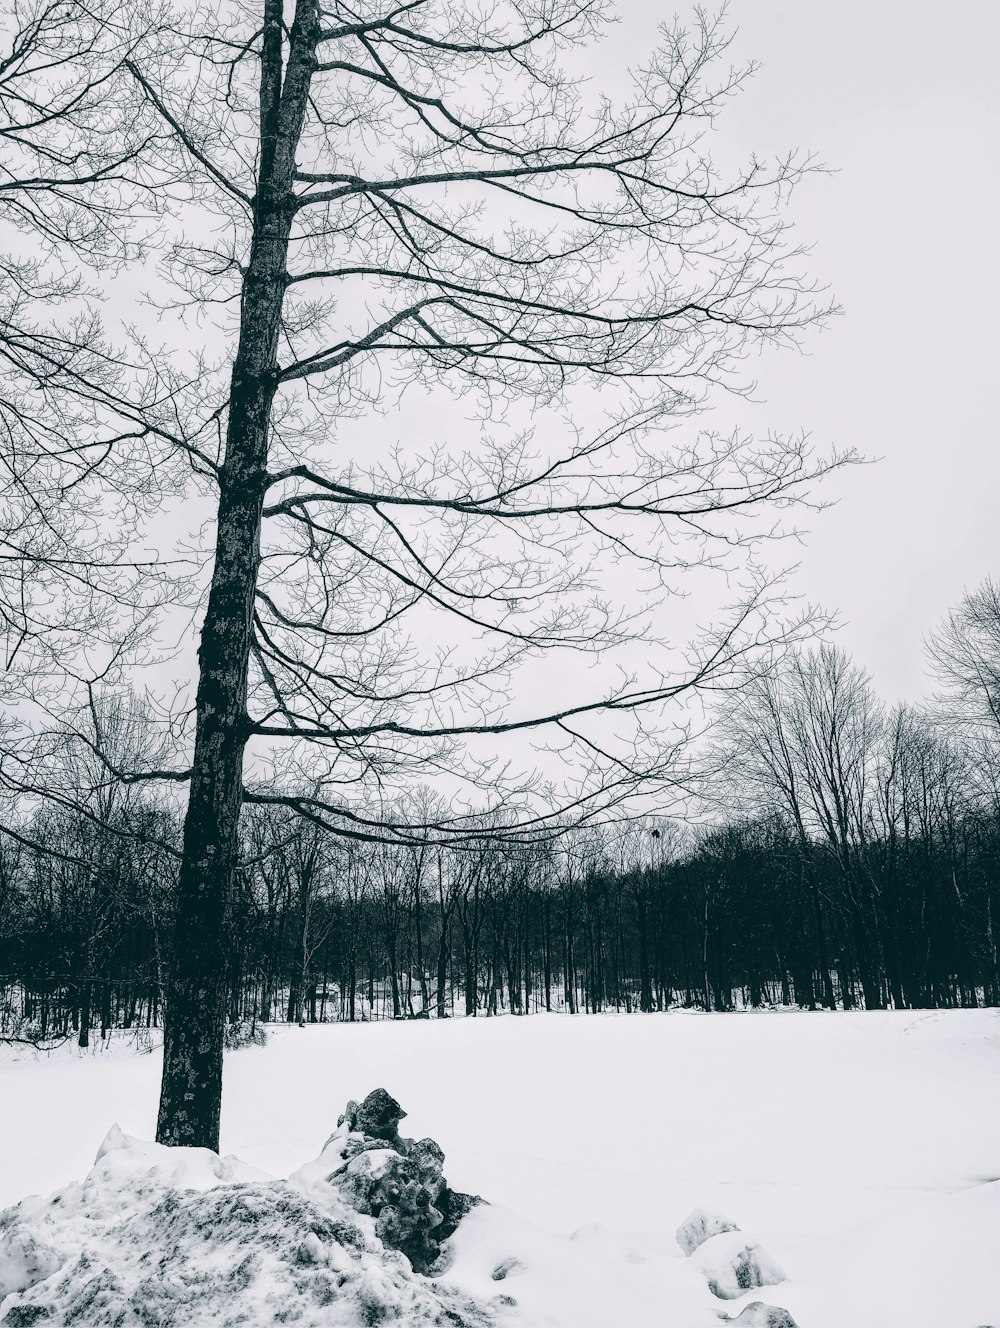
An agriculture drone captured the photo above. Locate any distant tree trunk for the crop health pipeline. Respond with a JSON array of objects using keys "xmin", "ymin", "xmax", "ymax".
[
  {"xmin": 988, "ymin": 894, "xmax": 1000, "ymax": 1007},
  {"xmin": 414, "ymin": 883, "xmax": 430, "ymax": 1014},
  {"xmin": 702, "ymin": 890, "xmax": 712, "ymax": 1011},
  {"xmin": 461, "ymin": 918, "xmax": 477, "ymax": 1016},
  {"xmin": 636, "ymin": 886, "xmax": 653, "ymax": 1013},
  {"xmin": 810, "ymin": 876, "xmax": 837, "ymax": 1009},
  {"xmin": 388, "ymin": 960, "xmax": 402, "ymax": 1019},
  {"xmin": 564, "ymin": 892, "xmax": 577, "ymax": 1014},
  {"xmin": 100, "ymin": 975, "xmax": 112, "ymax": 1040},
  {"xmin": 850, "ymin": 908, "xmax": 884, "ymax": 1010},
  {"xmin": 542, "ymin": 896, "xmax": 552, "ymax": 1012},
  {"xmin": 77, "ymin": 978, "xmax": 91, "ymax": 1049},
  {"xmin": 347, "ymin": 946, "xmax": 357, "ymax": 1023},
  {"xmin": 522, "ymin": 897, "xmax": 532, "ymax": 1014},
  {"xmin": 385, "ymin": 928, "xmax": 401, "ymax": 1018},
  {"xmin": 436, "ymin": 924, "xmax": 450, "ymax": 1019}
]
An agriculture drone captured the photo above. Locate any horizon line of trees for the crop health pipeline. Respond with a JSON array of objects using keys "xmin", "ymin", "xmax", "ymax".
[{"xmin": 4, "ymin": 579, "xmax": 1000, "ymax": 1042}]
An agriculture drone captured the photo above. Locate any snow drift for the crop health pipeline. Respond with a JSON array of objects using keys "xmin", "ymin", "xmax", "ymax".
[{"xmin": 0, "ymin": 1102, "xmax": 498, "ymax": 1327}]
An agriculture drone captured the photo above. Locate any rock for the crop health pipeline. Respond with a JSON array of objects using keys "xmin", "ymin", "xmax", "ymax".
[
  {"xmin": 375, "ymin": 1198, "xmax": 440, "ymax": 1276},
  {"xmin": 491, "ymin": 1257, "xmax": 524, "ymax": 1282},
  {"xmin": 354, "ymin": 1088, "xmax": 406, "ymax": 1143},
  {"xmin": 437, "ymin": 1188, "xmax": 482, "ymax": 1241},
  {"xmin": 330, "ymin": 1090, "xmax": 483, "ymax": 1274},
  {"xmin": 407, "ymin": 1137, "xmax": 445, "ymax": 1187},
  {"xmin": 676, "ymin": 1205, "xmax": 740, "ymax": 1256},
  {"xmin": 341, "ymin": 1135, "xmax": 398, "ymax": 1163},
  {"xmin": 336, "ymin": 1099, "xmax": 359, "ymax": 1131},
  {"xmin": 336, "ymin": 1150, "xmax": 417, "ymax": 1217},
  {"xmin": 695, "ymin": 1231, "xmax": 786, "ymax": 1300},
  {"xmin": 718, "ymin": 1302, "xmax": 799, "ymax": 1327}
]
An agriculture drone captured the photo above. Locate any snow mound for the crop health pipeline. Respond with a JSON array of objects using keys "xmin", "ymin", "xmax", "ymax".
[
  {"xmin": 693, "ymin": 1230, "xmax": 786, "ymax": 1300},
  {"xmin": 719, "ymin": 1302, "xmax": 799, "ymax": 1327},
  {"xmin": 445, "ymin": 1203, "xmax": 714, "ymax": 1327},
  {"xmin": 0, "ymin": 1124, "xmax": 497, "ymax": 1327},
  {"xmin": 676, "ymin": 1204, "xmax": 741, "ymax": 1256}
]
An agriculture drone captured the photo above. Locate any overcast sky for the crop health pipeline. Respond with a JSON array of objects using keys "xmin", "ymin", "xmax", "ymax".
[{"xmin": 595, "ymin": 1, "xmax": 1000, "ymax": 704}]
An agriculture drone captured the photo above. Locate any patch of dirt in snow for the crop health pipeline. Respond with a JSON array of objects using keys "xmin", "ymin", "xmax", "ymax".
[{"xmin": 0, "ymin": 1127, "xmax": 499, "ymax": 1327}]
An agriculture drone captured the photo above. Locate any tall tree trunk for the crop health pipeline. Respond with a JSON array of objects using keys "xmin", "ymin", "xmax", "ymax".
[
  {"xmin": 156, "ymin": 0, "xmax": 319, "ymax": 1149},
  {"xmin": 636, "ymin": 887, "xmax": 653, "ymax": 1013},
  {"xmin": 809, "ymin": 874, "xmax": 837, "ymax": 1010},
  {"xmin": 461, "ymin": 916, "xmax": 477, "ymax": 1016},
  {"xmin": 77, "ymin": 976, "xmax": 91, "ymax": 1050},
  {"xmin": 414, "ymin": 883, "xmax": 430, "ymax": 1014},
  {"xmin": 542, "ymin": 895, "xmax": 552, "ymax": 1012},
  {"xmin": 563, "ymin": 888, "xmax": 577, "ymax": 1014},
  {"xmin": 436, "ymin": 922, "xmax": 450, "ymax": 1018},
  {"xmin": 702, "ymin": 890, "xmax": 712, "ymax": 1011}
]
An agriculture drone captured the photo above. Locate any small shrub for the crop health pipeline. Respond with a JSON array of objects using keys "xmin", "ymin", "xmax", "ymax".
[{"xmin": 223, "ymin": 1020, "xmax": 268, "ymax": 1050}]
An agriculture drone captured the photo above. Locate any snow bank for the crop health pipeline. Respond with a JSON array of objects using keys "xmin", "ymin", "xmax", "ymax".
[
  {"xmin": 0, "ymin": 1122, "xmax": 498, "ymax": 1326},
  {"xmin": 0, "ymin": 1099, "xmax": 794, "ymax": 1328}
]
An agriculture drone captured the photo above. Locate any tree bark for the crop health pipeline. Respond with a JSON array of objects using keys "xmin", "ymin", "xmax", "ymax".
[{"xmin": 156, "ymin": 0, "xmax": 318, "ymax": 1149}]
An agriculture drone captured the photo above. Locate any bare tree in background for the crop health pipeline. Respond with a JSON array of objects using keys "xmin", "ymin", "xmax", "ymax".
[
  {"xmin": 928, "ymin": 579, "xmax": 1000, "ymax": 810},
  {"xmin": 0, "ymin": 0, "xmax": 848, "ymax": 1148},
  {"xmin": 715, "ymin": 645, "xmax": 884, "ymax": 1007},
  {"xmin": 928, "ymin": 580, "xmax": 1000, "ymax": 732}
]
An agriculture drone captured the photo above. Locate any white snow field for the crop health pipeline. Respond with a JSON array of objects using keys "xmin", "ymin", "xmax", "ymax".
[{"xmin": 2, "ymin": 1009, "xmax": 999, "ymax": 1326}]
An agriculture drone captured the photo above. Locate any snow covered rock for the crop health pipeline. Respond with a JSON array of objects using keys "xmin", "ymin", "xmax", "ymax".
[
  {"xmin": 490, "ymin": 1256, "xmax": 524, "ymax": 1281},
  {"xmin": 694, "ymin": 1230, "xmax": 787, "ymax": 1299},
  {"xmin": 0, "ymin": 1122, "xmax": 495, "ymax": 1327},
  {"xmin": 676, "ymin": 1204, "xmax": 741, "ymax": 1256},
  {"xmin": 343, "ymin": 1087, "xmax": 407, "ymax": 1142},
  {"xmin": 718, "ymin": 1301, "xmax": 799, "ymax": 1327},
  {"xmin": 317, "ymin": 1089, "xmax": 483, "ymax": 1275}
]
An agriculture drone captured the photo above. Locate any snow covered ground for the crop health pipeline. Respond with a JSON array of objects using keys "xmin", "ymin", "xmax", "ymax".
[{"xmin": 2, "ymin": 1009, "xmax": 999, "ymax": 1326}]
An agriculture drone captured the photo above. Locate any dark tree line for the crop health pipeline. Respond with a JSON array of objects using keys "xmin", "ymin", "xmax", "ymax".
[
  {"xmin": 5, "ymin": 581, "xmax": 1000, "ymax": 1038},
  {"xmin": 3, "ymin": 796, "xmax": 998, "ymax": 1041}
]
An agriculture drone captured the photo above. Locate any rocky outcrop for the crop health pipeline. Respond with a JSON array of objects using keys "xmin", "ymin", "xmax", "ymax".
[
  {"xmin": 327, "ymin": 1089, "xmax": 483, "ymax": 1274},
  {"xmin": 339, "ymin": 1087, "xmax": 406, "ymax": 1143}
]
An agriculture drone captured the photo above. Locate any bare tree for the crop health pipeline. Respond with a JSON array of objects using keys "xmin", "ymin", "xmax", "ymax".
[
  {"xmin": 714, "ymin": 645, "xmax": 884, "ymax": 1006},
  {"xmin": 371, "ymin": 837, "xmax": 409, "ymax": 1018},
  {"xmin": 928, "ymin": 580, "xmax": 1000, "ymax": 733},
  {"xmin": 0, "ymin": 0, "xmax": 847, "ymax": 1147}
]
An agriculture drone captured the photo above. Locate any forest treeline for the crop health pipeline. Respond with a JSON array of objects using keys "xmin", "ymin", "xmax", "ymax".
[{"xmin": 3, "ymin": 583, "xmax": 1000, "ymax": 1041}]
